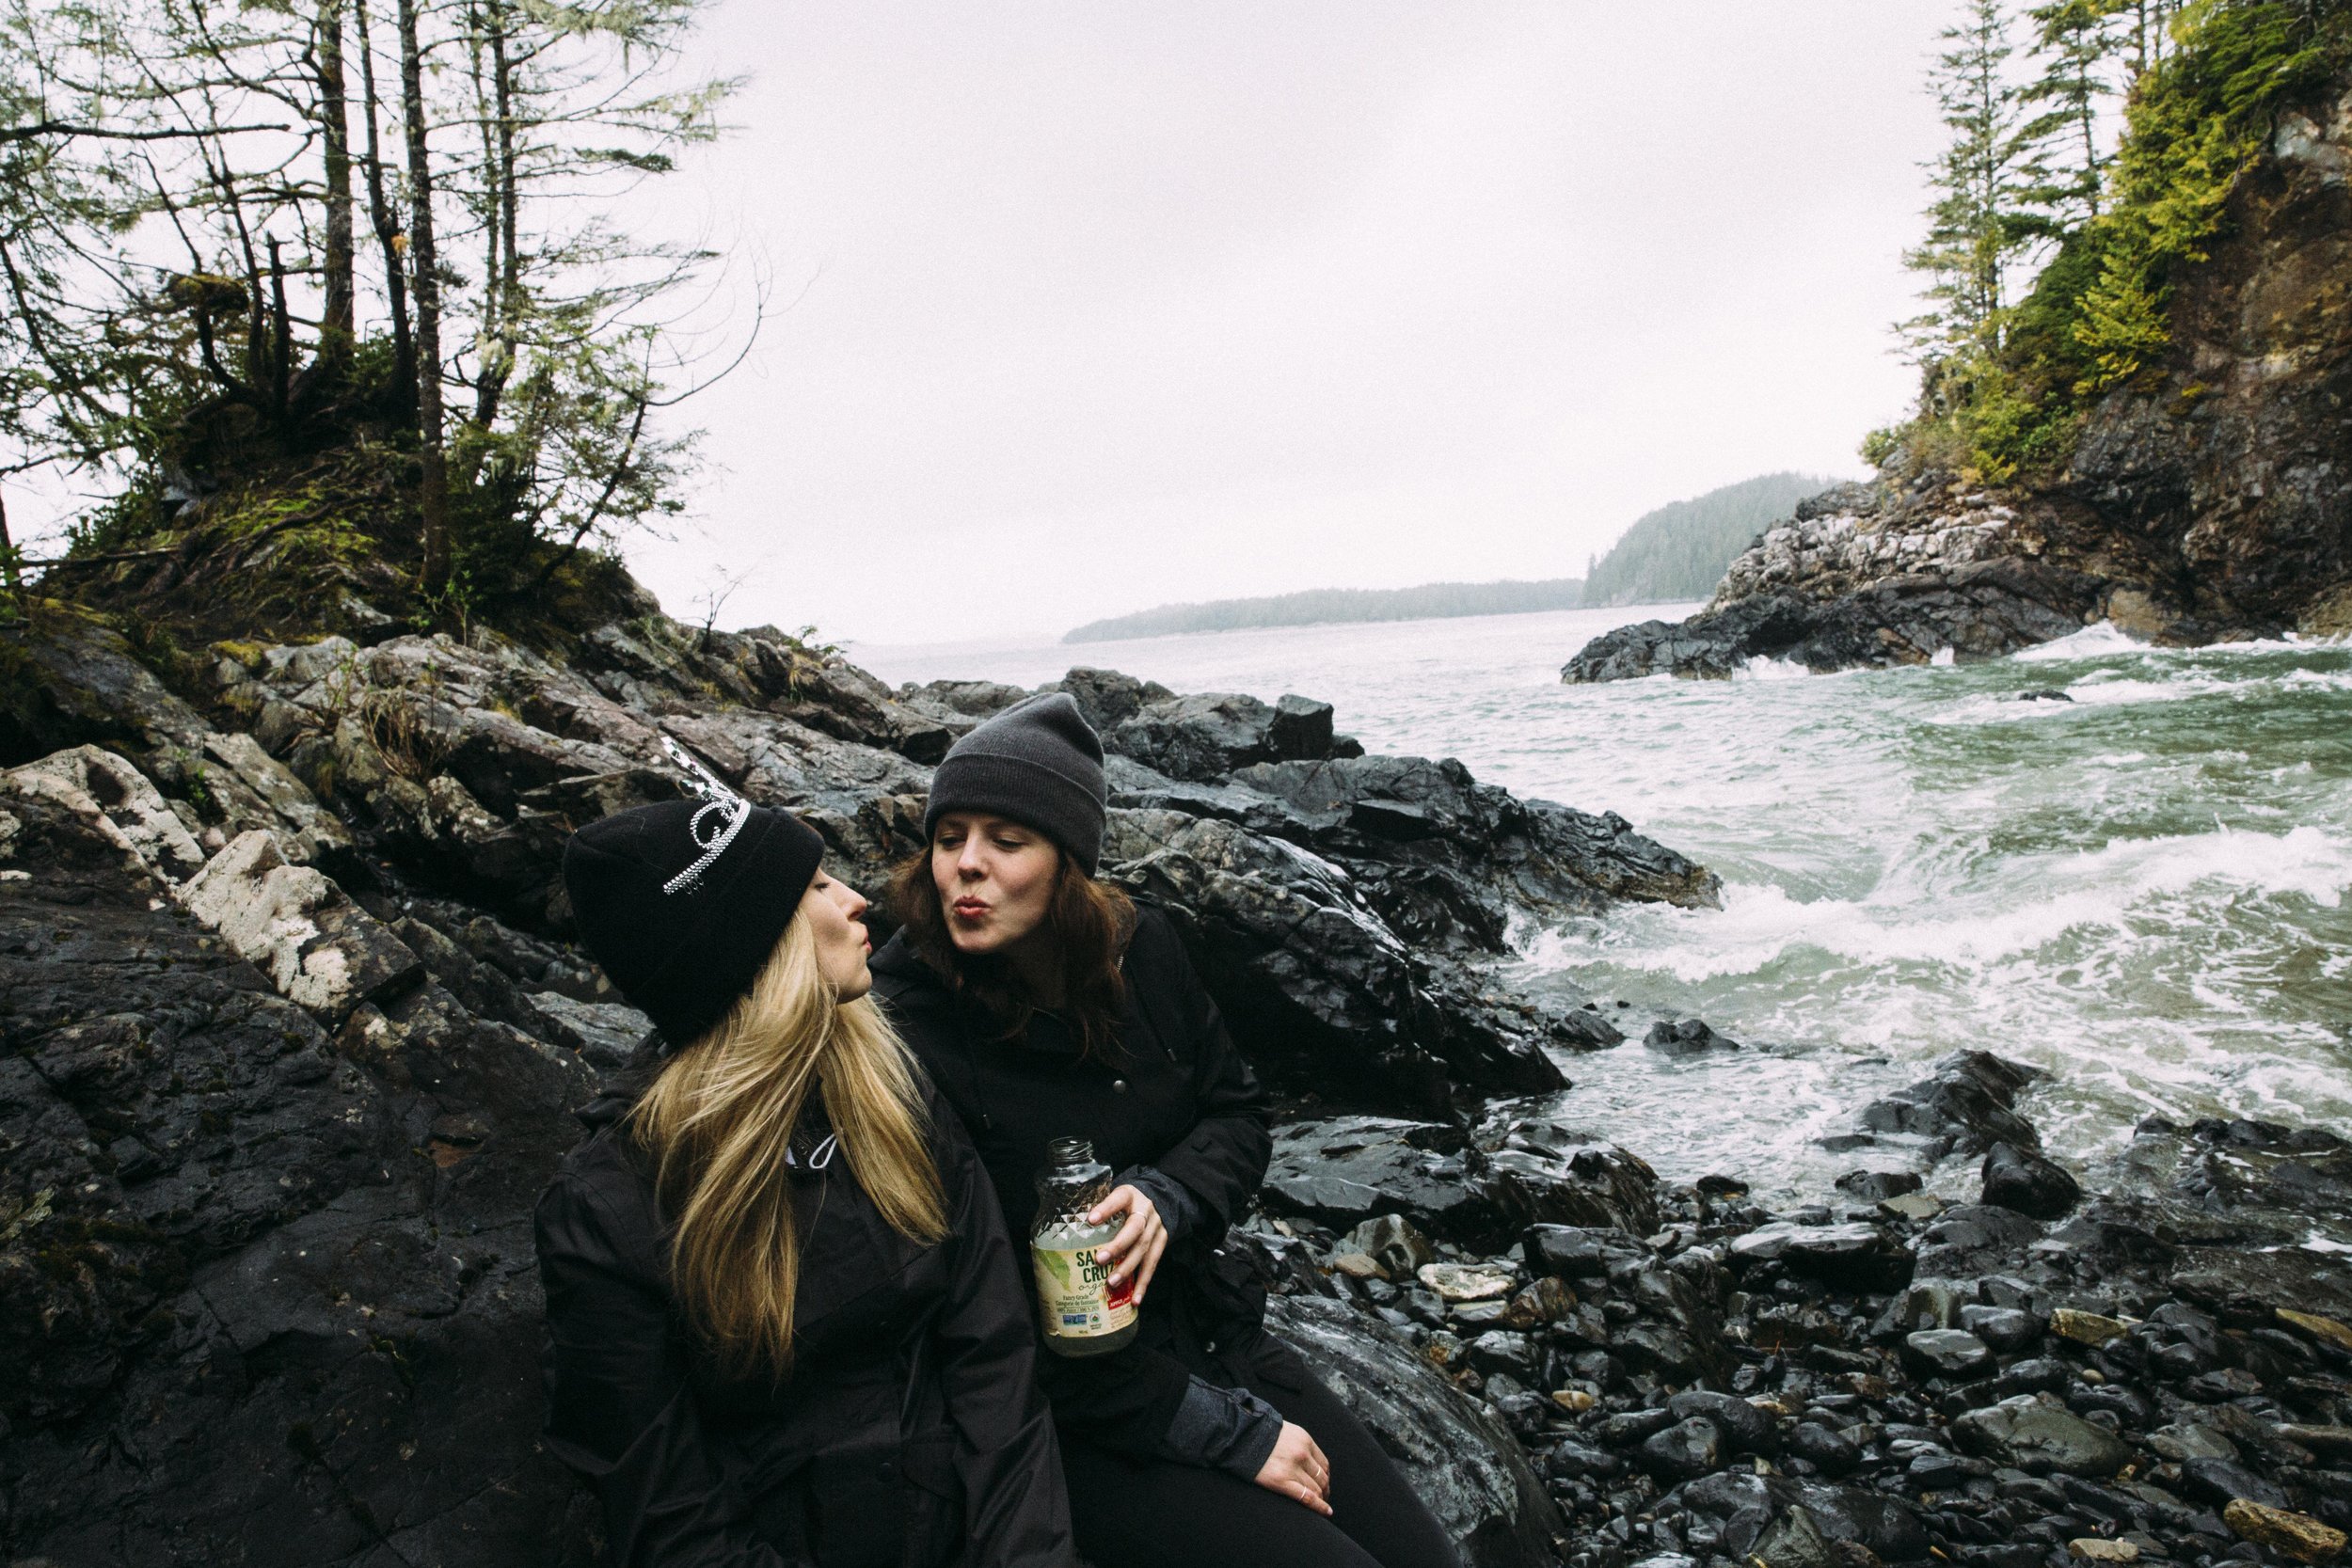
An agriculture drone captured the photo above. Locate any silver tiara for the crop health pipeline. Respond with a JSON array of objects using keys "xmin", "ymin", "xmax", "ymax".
[{"xmin": 660, "ymin": 736, "xmax": 752, "ymax": 896}]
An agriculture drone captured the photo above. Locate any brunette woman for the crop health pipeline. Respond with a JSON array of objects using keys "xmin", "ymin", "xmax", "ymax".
[
  {"xmin": 869, "ymin": 694, "xmax": 1462, "ymax": 1568},
  {"xmin": 535, "ymin": 782, "xmax": 1078, "ymax": 1568}
]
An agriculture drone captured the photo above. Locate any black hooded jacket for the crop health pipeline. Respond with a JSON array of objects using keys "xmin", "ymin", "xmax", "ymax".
[
  {"xmin": 868, "ymin": 906, "xmax": 1292, "ymax": 1464},
  {"xmin": 532, "ymin": 1073, "xmax": 1079, "ymax": 1568}
]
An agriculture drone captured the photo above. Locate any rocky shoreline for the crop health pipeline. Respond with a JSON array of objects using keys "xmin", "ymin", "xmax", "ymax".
[{"xmin": 5, "ymin": 604, "xmax": 2351, "ymax": 1568}]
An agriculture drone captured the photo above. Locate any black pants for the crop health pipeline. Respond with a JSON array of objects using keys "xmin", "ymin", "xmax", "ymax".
[{"xmin": 1059, "ymin": 1360, "xmax": 1463, "ymax": 1568}]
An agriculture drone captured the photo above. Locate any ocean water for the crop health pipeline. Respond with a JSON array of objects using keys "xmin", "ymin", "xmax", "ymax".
[{"xmin": 856, "ymin": 608, "xmax": 2352, "ymax": 1202}]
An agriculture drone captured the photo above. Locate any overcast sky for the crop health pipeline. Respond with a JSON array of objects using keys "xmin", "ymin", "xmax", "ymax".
[{"xmin": 617, "ymin": 3, "xmax": 1954, "ymax": 646}]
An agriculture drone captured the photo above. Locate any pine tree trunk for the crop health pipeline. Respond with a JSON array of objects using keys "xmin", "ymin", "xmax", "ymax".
[
  {"xmin": 0, "ymin": 485, "xmax": 22, "ymax": 608},
  {"xmin": 356, "ymin": 0, "xmax": 414, "ymax": 416},
  {"xmin": 395, "ymin": 0, "xmax": 452, "ymax": 596},
  {"xmin": 470, "ymin": 0, "xmax": 520, "ymax": 429},
  {"xmin": 317, "ymin": 0, "xmax": 357, "ymax": 363}
]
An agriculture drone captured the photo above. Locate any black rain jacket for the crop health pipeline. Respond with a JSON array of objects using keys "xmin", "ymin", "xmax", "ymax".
[
  {"xmin": 532, "ymin": 1073, "xmax": 1079, "ymax": 1568},
  {"xmin": 868, "ymin": 905, "xmax": 1297, "ymax": 1461}
]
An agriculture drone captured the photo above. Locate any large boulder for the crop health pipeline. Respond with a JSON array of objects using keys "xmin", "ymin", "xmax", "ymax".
[
  {"xmin": 180, "ymin": 830, "xmax": 423, "ymax": 1023},
  {"xmin": 1260, "ymin": 1114, "xmax": 1658, "ymax": 1253},
  {"xmin": 1266, "ymin": 1295, "xmax": 1564, "ymax": 1568},
  {"xmin": 1104, "ymin": 810, "xmax": 1571, "ymax": 1117},
  {"xmin": 0, "ymin": 770, "xmax": 601, "ymax": 1564}
]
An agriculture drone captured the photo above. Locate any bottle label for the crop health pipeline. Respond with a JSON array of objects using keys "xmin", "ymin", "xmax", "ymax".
[{"xmin": 1032, "ymin": 1242, "xmax": 1136, "ymax": 1339}]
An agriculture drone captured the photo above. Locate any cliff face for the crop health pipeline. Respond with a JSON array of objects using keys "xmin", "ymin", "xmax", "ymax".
[
  {"xmin": 2070, "ymin": 76, "xmax": 2352, "ymax": 636},
  {"xmin": 1566, "ymin": 73, "xmax": 2352, "ymax": 683}
]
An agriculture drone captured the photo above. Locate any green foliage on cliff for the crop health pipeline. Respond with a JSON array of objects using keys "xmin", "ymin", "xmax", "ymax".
[
  {"xmin": 1883, "ymin": 0, "xmax": 2348, "ymax": 484},
  {"xmin": 1581, "ymin": 473, "xmax": 1835, "ymax": 608},
  {"xmin": 2074, "ymin": 0, "xmax": 2340, "ymax": 388},
  {"xmin": 1064, "ymin": 578, "xmax": 1586, "ymax": 643}
]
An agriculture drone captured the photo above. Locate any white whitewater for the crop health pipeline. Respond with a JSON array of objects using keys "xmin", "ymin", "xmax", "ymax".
[{"xmin": 860, "ymin": 607, "xmax": 2352, "ymax": 1204}]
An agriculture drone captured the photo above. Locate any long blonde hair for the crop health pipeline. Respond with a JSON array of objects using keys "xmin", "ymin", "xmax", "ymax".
[{"xmin": 628, "ymin": 914, "xmax": 947, "ymax": 1378}]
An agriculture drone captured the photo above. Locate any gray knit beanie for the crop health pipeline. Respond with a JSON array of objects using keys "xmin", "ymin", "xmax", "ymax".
[{"xmin": 923, "ymin": 691, "xmax": 1107, "ymax": 873}]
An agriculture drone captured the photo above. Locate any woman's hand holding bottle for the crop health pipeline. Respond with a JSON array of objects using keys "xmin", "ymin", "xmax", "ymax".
[{"xmin": 1087, "ymin": 1184, "xmax": 1169, "ymax": 1302}]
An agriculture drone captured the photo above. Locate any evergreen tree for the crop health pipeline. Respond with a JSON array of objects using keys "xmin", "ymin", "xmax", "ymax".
[
  {"xmin": 1902, "ymin": 0, "xmax": 2042, "ymax": 368},
  {"xmin": 2018, "ymin": 0, "xmax": 2125, "ymax": 230}
]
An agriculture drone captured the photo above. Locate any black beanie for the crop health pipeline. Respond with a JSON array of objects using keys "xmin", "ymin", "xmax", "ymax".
[
  {"xmin": 923, "ymin": 691, "xmax": 1107, "ymax": 873},
  {"xmin": 563, "ymin": 798, "xmax": 826, "ymax": 1049}
]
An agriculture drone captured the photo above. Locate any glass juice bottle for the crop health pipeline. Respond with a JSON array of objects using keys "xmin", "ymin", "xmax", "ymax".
[{"xmin": 1031, "ymin": 1137, "xmax": 1138, "ymax": 1356}]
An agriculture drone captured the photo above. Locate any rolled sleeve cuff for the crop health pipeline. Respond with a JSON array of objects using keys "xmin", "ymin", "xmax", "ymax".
[{"xmin": 1157, "ymin": 1375, "xmax": 1286, "ymax": 1481}]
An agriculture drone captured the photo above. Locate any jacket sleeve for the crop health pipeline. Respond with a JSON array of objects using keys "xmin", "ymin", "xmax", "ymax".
[
  {"xmin": 1140, "ymin": 917, "xmax": 1272, "ymax": 1231},
  {"xmin": 1027, "ymin": 920, "xmax": 1278, "ymax": 1464},
  {"xmin": 534, "ymin": 1170, "xmax": 803, "ymax": 1568},
  {"xmin": 927, "ymin": 1098, "xmax": 1084, "ymax": 1568}
]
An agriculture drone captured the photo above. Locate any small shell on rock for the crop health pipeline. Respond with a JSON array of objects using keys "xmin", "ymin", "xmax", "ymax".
[{"xmin": 1416, "ymin": 1262, "xmax": 1516, "ymax": 1302}]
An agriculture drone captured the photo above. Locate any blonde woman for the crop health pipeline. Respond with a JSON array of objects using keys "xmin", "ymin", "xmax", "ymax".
[{"xmin": 536, "ymin": 788, "xmax": 1078, "ymax": 1568}]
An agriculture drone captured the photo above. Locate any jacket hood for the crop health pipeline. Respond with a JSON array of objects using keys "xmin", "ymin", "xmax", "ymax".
[{"xmin": 574, "ymin": 1081, "xmax": 642, "ymax": 1134}]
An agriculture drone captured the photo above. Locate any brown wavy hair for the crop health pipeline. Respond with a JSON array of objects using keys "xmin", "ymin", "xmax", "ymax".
[{"xmin": 888, "ymin": 844, "xmax": 1136, "ymax": 1058}]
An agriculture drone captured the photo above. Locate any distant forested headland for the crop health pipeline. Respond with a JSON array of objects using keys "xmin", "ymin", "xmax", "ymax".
[
  {"xmin": 1063, "ymin": 578, "xmax": 1587, "ymax": 643},
  {"xmin": 1064, "ymin": 472, "xmax": 1833, "ymax": 642},
  {"xmin": 1579, "ymin": 473, "xmax": 1833, "ymax": 607}
]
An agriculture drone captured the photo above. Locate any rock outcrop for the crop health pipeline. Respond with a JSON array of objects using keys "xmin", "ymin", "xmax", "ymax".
[
  {"xmin": 0, "ymin": 592, "xmax": 1722, "ymax": 1566},
  {"xmin": 1566, "ymin": 72, "xmax": 2352, "ymax": 682}
]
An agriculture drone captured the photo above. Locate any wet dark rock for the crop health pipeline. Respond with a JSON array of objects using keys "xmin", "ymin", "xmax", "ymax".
[
  {"xmin": 2178, "ymin": 1457, "xmax": 2293, "ymax": 1513},
  {"xmin": 1667, "ymin": 1390, "xmax": 1775, "ymax": 1455},
  {"xmin": 1559, "ymin": 561, "xmax": 2106, "ymax": 684},
  {"xmin": 1262, "ymin": 1117, "xmax": 1660, "ymax": 1252},
  {"xmin": 1638, "ymin": 1418, "xmax": 1724, "ymax": 1483},
  {"xmin": 2170, "ymin": 1246, "xmax": 2352, "ymax": 1325},
  {"xmin": 1905, "ymin": 1329, "xmax": 1995, "ymax": 1378},
  {"xmin": 1546, "ymin": 1440, "xmax": 1622, "ymax": 1481},
  {"xmin": 0, "ymin": 768, "xmax": 598, "ymax": 1563},
  {"xmin": 1269, "ymin": 694, "xmax": 1338, "ymax": 761},
  {"xmin": 1981, "ymin": 1141, "xmax": 2083, "ymax": 1219},
  {"xmin": 1960, "ymin": 1305, "xmax": 2043, "ymax": 1353},
  {"xmin": 1729, "ymin": 1221, "xmax": 1915, "ymax": 1291},
  {"xmin": 1267, "ymin": 1295, "xmax": 1565, "ymax": 1568},
  {"xmin": 1952, "ymin": 1397, "xmax": 2135, "ymax": 1477},
  {"xmin": 1838, "ymin": 1169, "xmax": 1925, "ymax": 1202},
  {"xmin": 1476, "ymin": 1112, "xmax": 1664, "ymax": 1240},
  {"xmin": 1468, "ymin": 1330, "xmax": 1540, "ymax": 1380},
  {"xmin": 1671, "ymin": 1470, "xmax": 1931, "ymax": 1562},
  {"xmin": 1644, "ymin": 1018, "xmax": 1737, "ymax": 1054},
  {"xmin": 1110, "ymin": 690, "xmax": 1300, "ymax": 780},
  {"xmin": 1525, "ymin": 1222, "xmax": 1642, "ymax": 1281},
  {"xmin": 1858, "ymin": 1051, "xmax": 2045, "ymax": 1157},
  {"xmin": 1913, "ymin": 1204, "xmax": 2047, "ymax": 1281},
  {"xmin": 1789, "ymin": 1422, "xmax": 1863, "ymax": 1475},
  {"xmin": 2151, "ymin": 1423, "xmax": 2241, "ymax": 1464}
]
